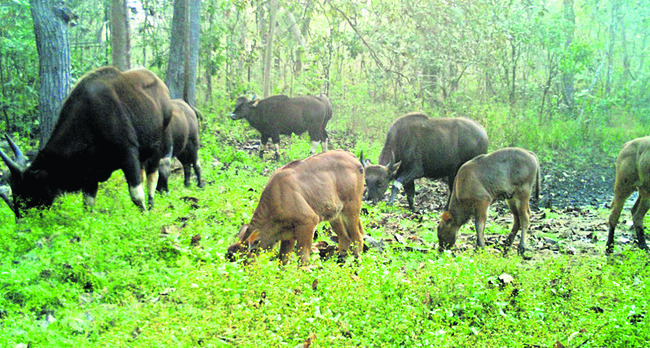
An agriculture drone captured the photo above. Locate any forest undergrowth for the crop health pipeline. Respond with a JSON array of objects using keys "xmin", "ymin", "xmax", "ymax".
[{"xmin": 1, "ymin": 102, "xmax": 649, "ymax": 347}]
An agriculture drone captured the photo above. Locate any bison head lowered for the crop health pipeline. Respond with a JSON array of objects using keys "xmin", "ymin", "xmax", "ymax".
[
  {"xmin": 437, "ymin": 211, "xmax": 461, "ymax": 250},
  {"xmin": 0, "ymin": 135, "xmax": 55, "ymax": 216},
  {"xmin": 360, "ymin": 151, "xmax": 401, "ymax": 204},
  {"xmin": 226, "ymin": 224, "xmax": 261, "ymax": 262}
]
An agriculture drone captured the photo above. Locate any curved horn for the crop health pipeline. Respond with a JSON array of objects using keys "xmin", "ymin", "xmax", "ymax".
[
  {"xmin": 5, "ymin": 134, "xmax": 27, "ymax": 167},
  {"xmin": 387, "ymin": 150, "xmax": 395, "ymax": 167},
  {"xmin": 0, "ymin": 145, "xmax": 23, "ymax": 180}
]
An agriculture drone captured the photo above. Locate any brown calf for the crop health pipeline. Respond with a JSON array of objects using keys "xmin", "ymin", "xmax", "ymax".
[
  {"xmin": 607, "ymin": 136, "xmax": 650, "ymax": 253},
  {"xmin": 227, "ymin": 150, "xmax": 365, "ymax": 265},
  {"xmin": 437, "ymin": 147, "xmax": 540, "ymax": 255}
]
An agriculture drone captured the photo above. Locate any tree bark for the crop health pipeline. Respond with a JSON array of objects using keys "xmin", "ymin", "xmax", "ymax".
[
  {"xmin": 561, "ymin": 0, "xmax": 575, "ymax": 109},
  {"xmin": 281, "ymin": 7, "xmax": 305, "ymax": 74},
  {"xmin": 29, "ymin": 0, "xmax": 71, "ymax": 147},
  {"xmin": 606, "ymin": 0, "xmax": 620, "ymax": 94},
  {"xmin": 110, "ymin": 0, "xmax": 131, "ymax": 70},
  {"xmin": 185, "ymin": 0, "xmax": 201, "ymax": 105},
  {"xmin": 263, "ymin": 0, "xmax": 278, "ymax": 98},
  {"xmin": 166, "ymin": 0, "xmax": 189, "ymax": 100},
  {"xmin": 204, "ymin": 3, "xmax": 215, "ymax": 104},
  {"xmin": 165, "ymin": 0, "xmax": 200, "ymax": 105}
]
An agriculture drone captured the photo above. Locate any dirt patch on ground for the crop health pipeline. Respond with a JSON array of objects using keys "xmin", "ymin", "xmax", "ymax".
[
  {"xmin": 227, "ymin": 132, "xmax": 645, "ymax": 258},
  {"xmin": 362, "ymin": 158, "xmax": 646, "ymax": 258}
]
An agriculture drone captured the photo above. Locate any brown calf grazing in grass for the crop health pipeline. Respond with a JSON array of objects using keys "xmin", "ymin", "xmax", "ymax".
[
  {"xmin": 437, "ymin": 147, "xmax": 540, "ymax": 255},
  {"xmin": 226, "ymin": 150, "xmax": 365, "ymax": 265},
  {"xmin": 607, "ymin": 136, "xmax": 650, "ymax": 253}
]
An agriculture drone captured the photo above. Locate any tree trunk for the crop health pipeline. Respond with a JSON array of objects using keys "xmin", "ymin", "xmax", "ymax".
[
  {"xmin": 166, "ymin": 0, "xmax": 189, "ymax": 100},
  {"xmin": 204, "ymin": 3, "xmax": 215, "ymax": 104},
  {"xmin": 509, "ymin": 39, "xmax": 517, "ymax": 106},
  {"xmin": 281, "ymin": 7, "xmax": 305, "ymax": 75},
  {"xmin": 29, "ymin": 0, "xmax": 71, "ymax": 147},
  {"xmin": 606, "ymin": 0, "xmax": 620, "ymax": 94},
  {"xmin": 185, "ymin": 0, "xmax": 201, "ymax": 105},
  {"xmin": 262, "ymin": 0, "xmax": 278, "ymax": 98},
  {"xmin": 110, "ymin": 0, "xmax": 131, "ymax": 70},
  {"xmin": 561, "ymin": 0, "xmax": 575, "ymax": 110}
]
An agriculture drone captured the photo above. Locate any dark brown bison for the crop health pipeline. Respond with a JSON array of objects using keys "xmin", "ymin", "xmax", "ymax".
[
  {"xmin": 227, "ymin": 150, "xmax": 365, "ymax": 266},
  {"xmin": 437, "ymin": 148, "xmax": 540, "ymax": 255},
  {"xmin": 229, "ymin": 95, "xmax": 331, "ymax": 159},
  {"xmin": 362, "ymin": 113, "xmax": 488, "ymax": 210},
  {"xmin": 157, "ymin": 99, "xmax": 203, "ymax": 192},
  {"xmin": 0, "ymin": 66, "xmax": 172, "ymax": 217},
  {"xmin": 607, "ymin": 136, "xmax": 650, "ymax": 253}
]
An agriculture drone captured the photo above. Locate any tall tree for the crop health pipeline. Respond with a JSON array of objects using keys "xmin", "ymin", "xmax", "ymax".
[
  {"xmin": 166, "ymin": 0, "xmax": 201, "ymax": 105},
  {"xmin": 262, "ymin": 0, "xmax": 277, "ymax": 97},
  {"xmin": 186, "ymin": 0, "xmax": 201, "ymax": 105},
  {"xmin": 281, "ymin": 6, "xmax": 306, "ymax": 75},
  {"xmin": 110, "ymin": 0, "xmax": 131, "ymax": 70},
  {"xmin": 606, "ymin": 0, "xmax": 621, "ymax": 94},
  {"xmin": 29, "ymin": 0, "xmax": 73, "ymax": 146},
  {"xmin": 166, "ymin": 0, "xmax": 189, "ymax": 100},
  {"xmin": 561, "ymin": 0, "xmax": 575, "ymax": 110}
]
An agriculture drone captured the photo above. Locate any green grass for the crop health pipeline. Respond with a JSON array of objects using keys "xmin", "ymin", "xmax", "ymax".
[{"xmin": 2, "ymin": 105, "xmax": 650, "ymax": 347}]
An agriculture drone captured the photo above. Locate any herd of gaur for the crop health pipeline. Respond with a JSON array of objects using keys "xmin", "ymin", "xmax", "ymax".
[{"xmin": 0, "ymin": 66, "xmax": 648, "ymax": 266}]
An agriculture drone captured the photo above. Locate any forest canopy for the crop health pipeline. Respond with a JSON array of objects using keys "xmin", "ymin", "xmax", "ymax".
[{"xmin": 0, "ymin": 0, "xmax": 648, "ymax": 155}]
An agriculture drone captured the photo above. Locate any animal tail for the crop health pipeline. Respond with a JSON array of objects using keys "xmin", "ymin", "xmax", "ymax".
[
  {"xmin": 188, "ymin": 104, "xmax": 204, "ymax": 137},
  {"xmin": 189, "ymin": 104, "xmax": 203, "ymax": 123},
  {"xmin": 535, "ymin": 161, "xmax": 541, "ymax": 202}
]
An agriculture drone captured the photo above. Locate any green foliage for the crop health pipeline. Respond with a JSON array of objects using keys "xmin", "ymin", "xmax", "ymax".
[
  {"xmin": 3, "ymin": 0, "xmax": 650, "ymax": 346},
  {"xmin": 2, "ymin": 187, "xmax": 649, "ymax": 346},
  {"xmin": 2, "ymin": 101, "xmax": 650, "ymax": 345}
]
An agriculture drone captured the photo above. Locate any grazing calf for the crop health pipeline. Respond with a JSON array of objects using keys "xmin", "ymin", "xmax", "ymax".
[
  {"xmin": 157, "ymin": 99, "xmax": 203, "ymax": 192},
  {"xmin": 229, "ymin": 95, "xmax": 331, "ymax": 159},
  {"xmin": 362, "ymin": 113, "xmax": 488, "ymax": 210},
  {"xmin": 607, "ymin": 136, "xmax": 650, "ymax": 253},
  {"xmin": 227, "ymin": 150, "xmax": 365, "ymax": 265},
  {"xmin": 437, "ymin": 148, "xmax": 540, "ymax": 255}
]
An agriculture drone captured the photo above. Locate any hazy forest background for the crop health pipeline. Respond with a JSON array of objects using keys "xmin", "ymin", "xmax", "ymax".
[
  {"xmin": 1, "ymin": 0, "xmax": 650, "ymax": 346},
  {"xmin": 2, "ymin": 0, "xmax": 649, "ymax": 155}
]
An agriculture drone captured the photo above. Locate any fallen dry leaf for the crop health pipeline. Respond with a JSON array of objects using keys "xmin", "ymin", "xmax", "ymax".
[{"xmin": 302, "ymin": 332, "xmax": 316, "ymax": 348}]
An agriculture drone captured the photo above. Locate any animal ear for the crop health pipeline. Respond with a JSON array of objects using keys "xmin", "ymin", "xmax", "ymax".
[
  {"xmin": 251, "ymin": 99, "xmax": 260, "ymax": 107},
  {"xmin": 364, "ymin": 159, "xmax": 372, "ymax": 167},
  {"xmin": 246, "ymin": 230, "xmax": 259, "ymax": 249},
  {"xmin": 441, "ymin": 211, "xmax": 453, "ymax": 223}
]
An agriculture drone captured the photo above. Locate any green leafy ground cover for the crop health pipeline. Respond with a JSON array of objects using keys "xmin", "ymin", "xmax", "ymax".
[{"xmin": 1, "ymin": 108, "xmax": 649, "ymax": 347}]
